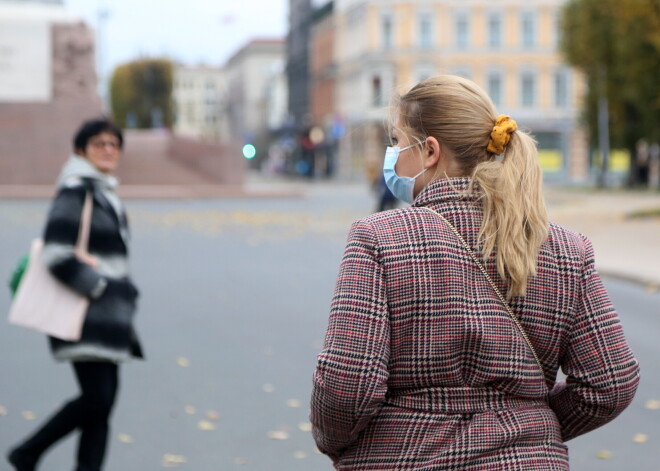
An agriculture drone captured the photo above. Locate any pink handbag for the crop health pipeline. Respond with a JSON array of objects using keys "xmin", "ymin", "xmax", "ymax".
[{"xmin": 8, "ymin": 191, "xmax": 94, "ymax": 341}]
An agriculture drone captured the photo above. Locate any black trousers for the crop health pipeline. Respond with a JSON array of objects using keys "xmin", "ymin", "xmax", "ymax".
[{"xmin": 15, "ymin": 361, "xmax": 119, "ymax": 471}]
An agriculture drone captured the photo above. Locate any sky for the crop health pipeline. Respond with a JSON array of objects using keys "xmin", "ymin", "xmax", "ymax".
[{"xmin": 64, "ymin": 0, "xmax": 289, "ymax": 74}]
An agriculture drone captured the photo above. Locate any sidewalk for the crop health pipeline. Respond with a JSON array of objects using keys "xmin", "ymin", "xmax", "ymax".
[{"xmin": 544, "ymin": 187, "xmax": 660, "ymax": 288}]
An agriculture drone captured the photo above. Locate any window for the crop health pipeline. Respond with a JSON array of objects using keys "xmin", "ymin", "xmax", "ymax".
[
  {"xmin": 521, "ymin": 72, "xmax": 536, "ymax": 107},
  {"xmin": 372, "ymin": 75, "xmax": 383, "ymax": 107},
  {"xmin": 554, "ymin": 70, "xmax": 569, "ymax": 107},
  {"xmin": 453, "ymin": 68, "xmax": 472, "ymax": 80},
  {"xmin": 455, "ymin": 12, "xmax": 469, "ymax": 49},
  {"xmin": 382, "ymin": 13, "xmax": 394, "ymax": 50},
  {"xmin": 487, "ymin": 71, "xmax": 503, "ymax": 106},
  {"xmin": 416, "ymin": 65, "xmax": 435, "ymax": 83},
  {"xmin": 553, "ymin": 11, "xmax": 562, "ymax": 47},
  {"xmin": 419, "ymin": 14, "xmax": 433, "ymax": 49},
  {"xmin": 488, "ymin": 12, "xmax": 502, "ymax": 49},
  {"xmin": 521, "ymin": 11, "xmax": 536, "ymax": 48}
]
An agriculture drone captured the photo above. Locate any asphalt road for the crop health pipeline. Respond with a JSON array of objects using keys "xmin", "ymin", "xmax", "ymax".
[{"xmin": 1, "ymin": 184, "xmax": 658, "ymax": 470}]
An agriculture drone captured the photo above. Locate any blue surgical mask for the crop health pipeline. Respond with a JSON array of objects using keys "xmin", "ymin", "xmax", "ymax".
[{"xmin": 383, "ymin": 144, "xmax": 427, "ymax": 204}]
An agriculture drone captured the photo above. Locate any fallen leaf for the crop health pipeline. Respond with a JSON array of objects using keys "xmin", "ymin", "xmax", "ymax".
[
  {"xmin": 22, "ymin": 411, "xmax": 36, "ymax": 421},
  {"xmin": 293, "ymin": 450, "xmax": 307, "ymax": 459},
  {"xmin": 298, "ymin": 422, "xmax": 312, "ymax": 432},
  {"xmin": 286, "ymin": 399, "xmax": 302, "ymax": 408},
  {"xmin": 162, "ymin": 454, "xmax": 187, "ymax": 467},
  {"xmin": 267, "ymin": 430, "xmax": 290, "ymax": 440},
  {"xmin": 176, "ymin": 357, "xmax": 190, "ymax": 367},
  {"xmin": 184, "ymin": 406, "xmax": 196, "ymax": 415},
  {"xmin": 644, "ymin": 283, "xmax": 659, "ymax": 293},
  {"xmin": 234, "ymin": 457, "xmax": 249, "ymax": 465},
  {"xmin": 118, "ymin": 433, "xmax": 134, "ymax": 443},
  {"xmin": 197, "ymin": 420, "xmax": 216, "ymax": 431},
  {"xmin": 0, "ymin": 406, "xmax": 7, "ymax": 416},
  {"xmin": 206, "ymin": 410, "xmax": 220, "ymax": 421},
  {"xmin": 645, "ymin": 399, "xmax": 660, "ymax": 410},
  {"xmin": 633, "ymin": 433, "xmax": 648, "ymax": 443},
  {"xmin": 262, "ymin": 383, "xmax": 275, "ymax": 393},
  {"xmin": 596, "ymin": 450, "xmax": 614, "ymax": 459}
]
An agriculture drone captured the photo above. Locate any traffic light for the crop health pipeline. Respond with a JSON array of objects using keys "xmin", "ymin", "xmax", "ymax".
[{"xmin": 242, "ymin": 144, "xmax": 256, "ymax": 159}]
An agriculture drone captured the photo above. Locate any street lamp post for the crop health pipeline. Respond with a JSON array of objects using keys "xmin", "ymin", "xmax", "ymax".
[{"xmin": 96, "ymin": 0, "xmax": 110, "ymax": 111}]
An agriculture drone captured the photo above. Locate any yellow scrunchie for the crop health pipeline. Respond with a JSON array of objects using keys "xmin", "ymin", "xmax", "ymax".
[{"xmin": 487, "ymin": 115, "xmax": 517, "ymax": 155}]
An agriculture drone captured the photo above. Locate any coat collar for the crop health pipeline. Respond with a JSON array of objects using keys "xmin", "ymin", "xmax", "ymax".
[{"xmin": 412, "ymin": 177, "xmax": 480, "ymax": 208}]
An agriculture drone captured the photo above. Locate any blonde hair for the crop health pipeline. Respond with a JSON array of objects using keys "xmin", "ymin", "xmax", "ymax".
[{"xmin": 393, "ymin": 75, "xmax": 548, "ymax": 298}]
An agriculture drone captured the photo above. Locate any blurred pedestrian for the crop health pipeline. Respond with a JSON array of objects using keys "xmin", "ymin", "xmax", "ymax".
[
  {"xmin": 375, "ymin": 172, "xmax": 396, "ymax": 212},
  {"xmin": 7, "ymin": 119, "xmax": 143, "ymax": 471},
  {"xmin": 310, "ymin": 75, "xmax": 639, "ymax": 469}
]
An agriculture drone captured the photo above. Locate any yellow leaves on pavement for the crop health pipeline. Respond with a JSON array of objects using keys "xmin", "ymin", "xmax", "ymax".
[
  {"xmin": 162, "ymin": 454, "xmax": 187, "ymax": 468},
  {"xmin": 286, "ymin": 399, "xmax": 302, "ymax": 408},
  {"xmin": 633, "ymin": 433, "xmax": 649, "ymax": 443},
  {"xmin": 0, "ymin": 406, "xmax": 7, "ymax": 416},
  {"xmin": 184, "ymin": 405, "xmax": 196, "ymax": 415},
  {"xmin": 298, "ymin": 422, "xmax": 312, "ymax": 432},
  {"xmin": 118, "ymin": 434, "xmax": 134, "ymax": 444},
  {"xmin": 21, "ymin": 411, "xmax": 36, "ymax": 421},
  {"xmin": 197, "ymin": 420, "xmax": 216, "ymax": 431},
  {"xmin": 206, "ymin": 410, "xmax": 220, "ymax": 421},
  {"xmin": 176, "ymin": 357, "xmax": 190, "ymax": 367},
  {"xmin": 267, "ymin": 430, "xmax": 290, "ymax": 440},
  {"xmin": 596, "ymin": 450, "xmax": 614, "ymax": 459},
  {"xmin": 293, "ymin": 450, "xmax": 307, "ymax": 459},
  {"xmin": 645, "ymin": 399, "xmax": 660, "ymax": 410}
]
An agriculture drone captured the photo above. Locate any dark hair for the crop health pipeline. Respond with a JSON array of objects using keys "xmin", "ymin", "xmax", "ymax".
[{"xmin": 73, "ymin": 118, "xmax": 123, "ymax": 153}]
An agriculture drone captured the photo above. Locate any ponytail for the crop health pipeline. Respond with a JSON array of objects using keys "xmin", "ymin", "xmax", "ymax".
[
  {"xmin": 395, "ymin": 75, "xmax": 549, "ymax": 298},
  {"xmin": 471, "ymin": 131, "xmax": 548, "ymax": 299}
]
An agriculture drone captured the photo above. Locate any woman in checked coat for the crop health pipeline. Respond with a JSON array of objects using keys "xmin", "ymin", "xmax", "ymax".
[{"xmin": 310, "ymin": 75, "xmax": 640, "ymax": 470}]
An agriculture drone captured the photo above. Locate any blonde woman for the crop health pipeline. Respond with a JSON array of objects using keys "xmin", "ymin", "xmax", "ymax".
[{"xmin": 310, "ymin": 76, "xmax": 639, "ymax": 470}]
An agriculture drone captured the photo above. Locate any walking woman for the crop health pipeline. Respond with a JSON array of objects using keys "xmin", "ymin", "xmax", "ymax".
[
  {"xmin": 310, "ymin": 76, "xmax": 639, "ymax": 470},
  {"xmin": 8, "ymin": 119, "xmax": 143, "ymax": 471}
]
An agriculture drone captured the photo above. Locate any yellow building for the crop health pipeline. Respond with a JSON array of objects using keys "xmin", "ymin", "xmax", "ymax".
[{"xmin": 333, "ymin": 0, "xmax": 589, "ymax": 182}]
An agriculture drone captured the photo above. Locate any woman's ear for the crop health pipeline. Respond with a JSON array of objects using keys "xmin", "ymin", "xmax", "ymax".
[{"xmin": 423, "ymin": 137, "xmax": 442, "ymax": 169}]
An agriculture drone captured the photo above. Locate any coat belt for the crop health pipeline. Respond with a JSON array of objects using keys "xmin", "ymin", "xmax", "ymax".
[{"xmin": 385, "ymin": 386, "xmax": 548, "ymax": 414}]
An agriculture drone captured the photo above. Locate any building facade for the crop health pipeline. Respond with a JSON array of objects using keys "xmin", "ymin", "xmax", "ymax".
[
  {"xmin": 219, "ymin": 38, "xmax": 286, "ymax": 163},
  {"xmin": 172, "ymin": 65, "xmax": 226, "ymax": 142},
  {"xmin": 287, "ymin": 0, "xmax": 314, "ymax": 127},
  {"xmin": 332, "ymin": 0, "xmax": 588, "ymax": 182}
]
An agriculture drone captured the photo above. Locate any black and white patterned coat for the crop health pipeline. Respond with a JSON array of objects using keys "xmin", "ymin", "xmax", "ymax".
[{"xmin": 42, "ymin": 157, "xmax": 143, "ymax": 362}]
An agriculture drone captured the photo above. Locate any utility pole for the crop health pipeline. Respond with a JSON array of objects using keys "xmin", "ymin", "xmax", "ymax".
[
  {"xmin": 96, "ymin": 0, "xmax": 110, "ymax": 112},
  {"xmin": 597, "ymin": 66, "xmax": 610, "ymax": 188}
]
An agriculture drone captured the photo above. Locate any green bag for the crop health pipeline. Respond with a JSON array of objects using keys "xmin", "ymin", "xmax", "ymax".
[{"xmin": 8, "ymin": 254, "xmax": 29, "ymax": 297}]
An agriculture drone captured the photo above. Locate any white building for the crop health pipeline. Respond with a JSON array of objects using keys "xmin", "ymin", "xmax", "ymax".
[
  {"xmin": 173, "ymin": 64, "xmax": 226, "ymax": 142},
  {"xmin": 220, "ymin": 38, "xmax": 286, "ymax": 159}
]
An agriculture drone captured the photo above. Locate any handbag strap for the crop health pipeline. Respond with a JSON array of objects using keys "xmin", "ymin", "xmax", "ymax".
[
  {"xmin": 418, "ymin": 206, "xmax": 545, "ymax": 378},
  {"xmin": 75, "ymin": 191, "xmax": 94, "ymax": 253}
]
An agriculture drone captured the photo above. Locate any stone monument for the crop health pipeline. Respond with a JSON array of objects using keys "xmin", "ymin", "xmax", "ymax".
[{"xmin": 0, "ymin": 0, "xmax": 102, "ymax": 185}]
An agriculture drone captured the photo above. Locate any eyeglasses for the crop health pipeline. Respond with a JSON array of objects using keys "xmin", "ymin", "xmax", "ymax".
[{"xmin": 89, "ymin": 140, "xmax": 121, "ymax": 150}]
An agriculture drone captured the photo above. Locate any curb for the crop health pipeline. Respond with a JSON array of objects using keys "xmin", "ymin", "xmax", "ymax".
[
  {"xmin": 0, "ymin": 185, "xmax": 305, "ymax": 200},
  {"xmin": 597, "ymin": 269, "xmax": 660, "ymax": 291}
]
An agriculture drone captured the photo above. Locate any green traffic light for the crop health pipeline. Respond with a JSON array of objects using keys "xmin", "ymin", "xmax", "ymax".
[{"xmin": 242, "ymin": 144, "xmax": 256, "ymax": 159}]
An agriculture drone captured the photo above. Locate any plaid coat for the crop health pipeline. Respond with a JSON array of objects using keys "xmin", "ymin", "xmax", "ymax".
[{"xmin": 311, "ymin": 178, "xmax": 639, "ymax": 470}]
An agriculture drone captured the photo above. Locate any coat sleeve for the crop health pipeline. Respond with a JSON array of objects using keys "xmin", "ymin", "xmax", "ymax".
[
  {"xmin": 548, "ymin": 235, "xmax": 640, "ymax": 441},
  {"xmin": 310, "ymin": 219, "xmax": 390, "ymax": 458},
  {"xmin": 42, "ymin": 185, "xmax": 107, "ymax": 299}
]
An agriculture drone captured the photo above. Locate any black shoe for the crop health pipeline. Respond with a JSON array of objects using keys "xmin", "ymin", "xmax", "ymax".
[{"xmin": 7, "ymin": 448, "xmax": 37, "ymax": 471}]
